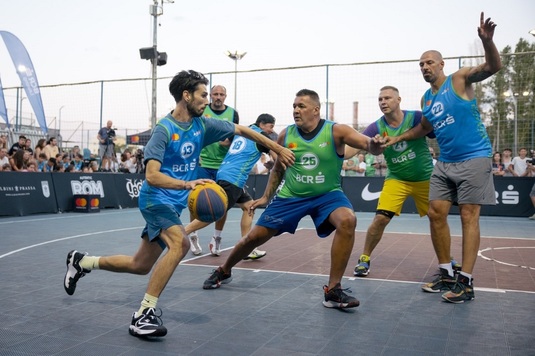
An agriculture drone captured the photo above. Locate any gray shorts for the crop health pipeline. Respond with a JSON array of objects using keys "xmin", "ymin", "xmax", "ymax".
[
  {"xmin": 530, "ymin": 183, "xmax": 535, "ymax": 197},
  {"xmin": 430, "ymin": 157, "xmax": 495, "ymax": 205}
]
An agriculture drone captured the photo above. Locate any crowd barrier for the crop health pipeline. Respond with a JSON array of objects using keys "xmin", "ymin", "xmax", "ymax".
[{"xmin": 0, "ymin": 173, "xmax": 533, "ymax": 217}]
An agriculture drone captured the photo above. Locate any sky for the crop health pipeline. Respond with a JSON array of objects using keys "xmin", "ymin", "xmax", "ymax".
[{"xmin": 0, "ymin": 0, "xmax": 534, "ymax": 143}]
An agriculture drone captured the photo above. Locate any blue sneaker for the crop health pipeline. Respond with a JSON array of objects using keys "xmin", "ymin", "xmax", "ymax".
[{"xmin": 353, "ymin": 256, "xmax": 370, "ymax": 277}]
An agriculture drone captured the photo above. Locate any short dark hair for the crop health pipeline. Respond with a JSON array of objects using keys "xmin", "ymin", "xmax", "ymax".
[
  {"xmin": 169, "ymin": 70, "xmax": 209, "ymax": 102},
  {"xmin": 380, "ymin": 85, "xmax": 399, "ymax": 93},
  {"xmin": 255, "ymin": 113, "xmax": 275, "ymax": 126},
  {"xmin": 296, "ymin": 89, "xmax": 320, "ymax": 107}
]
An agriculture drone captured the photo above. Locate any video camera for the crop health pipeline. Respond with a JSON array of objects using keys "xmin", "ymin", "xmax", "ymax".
[{"xmin": 104, "ymin": 128, "xmax": 116, "ymax": 145}]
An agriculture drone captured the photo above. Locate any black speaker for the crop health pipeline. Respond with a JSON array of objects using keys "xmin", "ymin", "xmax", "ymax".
[
  {"xmin": 139, "ymin": 47, "xmax": 157, "ymax": 60},
  {"xmin": 156, "ymin": 52, "xmax": 167, "ymax": 66}
]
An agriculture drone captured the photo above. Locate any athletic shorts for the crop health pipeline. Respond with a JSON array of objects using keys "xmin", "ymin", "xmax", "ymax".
[
  {"xmin": 196, "ymin": 166, "xmax": 218, "ymax": 180},
  {"xmin": 217, "ymin": 179, "xmax": 252, "ymax": 210},
  {"xmin": 430, "ymin": 157, "xmax": 495, "ymax": 205},
  {"xmin": 530, "ymin": 183, "xmax": 535, "ymax": 197},
  {"xmin": 139, "ymin": 204, "xmax": 183, "ymax": 249},
  {"xmin": 256, "ymin": 190, "xmax": 353, "ymax": 237},
  {"xmin": 377, "ymin": 179, "xmax": 430, "ymax": 217}
]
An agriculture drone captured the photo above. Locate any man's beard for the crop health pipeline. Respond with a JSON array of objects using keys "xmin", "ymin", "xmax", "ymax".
[{"xmin": 187, "ymin": 102, "xmax": 204, "ymax": 117}]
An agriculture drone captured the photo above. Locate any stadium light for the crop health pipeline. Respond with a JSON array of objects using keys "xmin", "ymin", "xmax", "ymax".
[{"xmin": 226, "ymin": 50, "xmax": 247, "ymax": 109}]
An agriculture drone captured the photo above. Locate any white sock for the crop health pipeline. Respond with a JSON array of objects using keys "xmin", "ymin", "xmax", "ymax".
[
  {"xmin": 460, "ymin": 271, "xmax": 473, "ymax": 284},
  {"xmin": 214, "ymin": 230, "xmax": 222, "ymax": 238},
  {"xmin": 439, "ymin": 263, "xmax": 454, "ymax": 277}
]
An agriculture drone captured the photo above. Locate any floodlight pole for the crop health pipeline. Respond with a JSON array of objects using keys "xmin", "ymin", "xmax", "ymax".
[
  {"xmin": 150, "ymin": 1, "xmax": 161, "ymax": 129},
  {"xmin": 226, "ymin": 50, "xmax": 247, "ymax": 109}
]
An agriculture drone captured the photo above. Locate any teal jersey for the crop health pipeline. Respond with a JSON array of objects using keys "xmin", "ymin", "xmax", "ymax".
[
  {"xmin": 139, "ymin": 114, "xmax": 234, "ymax": 211},
  {"xmin": 217, "ymin": 125, "xmax": 265, "ymax": 188},
  {"xmin": 422, "ymin": 75, "xmax": 491, "ymax": 162},
  {"xmin": 279, "ymin": 120, "xmax": 343, "ymax": 198}
]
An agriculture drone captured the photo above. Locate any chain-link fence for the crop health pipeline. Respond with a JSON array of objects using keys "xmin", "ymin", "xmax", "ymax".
[{"xmin": 1, "ymin": 54, "xmax": 533, "ymax": 157}]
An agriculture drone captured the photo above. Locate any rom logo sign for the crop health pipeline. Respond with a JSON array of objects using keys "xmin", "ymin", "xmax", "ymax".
[{"xmin": 71, "ymin": 180, "xmax": 105, "ymax": 198}]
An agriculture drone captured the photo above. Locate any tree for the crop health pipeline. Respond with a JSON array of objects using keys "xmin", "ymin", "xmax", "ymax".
[{"xmin": 482, "ymin": 39, "xmax": 535, "ymax": 152}]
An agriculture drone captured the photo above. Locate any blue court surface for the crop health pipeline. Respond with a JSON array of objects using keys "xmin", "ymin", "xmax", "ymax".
[{"xmin": 0, "ymin": 208, "xmax": 534, "ymax": 355}]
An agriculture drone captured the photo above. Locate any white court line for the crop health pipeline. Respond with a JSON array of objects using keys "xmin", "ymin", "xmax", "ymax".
[
  {"xmin": 183, "ymin": 263, "xmax": 535, "ymax": 295},
  {"xmin": 478, "ymin": 246, "xmax": 535, "ymax": 270},
  {"xmin": 0, "ymin": 226, "xmax": 143, "ymax": 260}
]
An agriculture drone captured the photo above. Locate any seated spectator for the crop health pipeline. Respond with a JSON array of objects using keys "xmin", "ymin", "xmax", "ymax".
[
  {"xmin": 0, "ymin": 148, "xmax": 9, "ymax": 167},
  {"xmin": 37, "ymin": 153, "xmax": 48, "ymax": 172},
  {"xmin": 34, "ymin": 138, "xmax": 47, "ymax": 160},
  {"xmin": 343, "ymin": 153, "xmax": 366, "ymax": 176},
  {"xmin": 2, "ymin": 163, "xmax": 12, "ymax": 171},
  {"xmin": 25, "ymin": 138, "xmax": 34, "ymax": 156},
  {"xmin": 26, "ymin": 161, "xmax": 38, "ymax": 172},
  {"xmin": 65, "ymin": 164, "xmax": 76, "ymax": 173},
  {"xmin": 61, "ymin": 153, "xmax": 71, "ymax": 170},
  {"xmin": 0, "ymin": 134, "xmax": 8, "ymax": 150},
  {"xmin": 502, "ymin": 148, "xmax": 513, "ymax": 176},
  {"xmin": 492, "ymin": 151, "xmax": 505, "ymax": 176},
  {"xmin": 10, "ymin": 149, "xmax": 26, "ymax": 171},
  {"xmin": 45, "ymin": 157, "xmax": 57, "ymax": 172},
  {"xmin": 509, "ymin": 148, "xmax": 530, "ymax": 177},
  {"xmin": 374, "ymin": 153, "xmax": 387, "ymax": 176},
  {"xmin": 8, "ymin": 135, "xmax": 26, "ymax": 156},
  {"xmin": 43, "ymin": 137, "xmax": 60, "ymax": 159},
  {"xmin": 72, "ymin": 153, "xmax": 84, "ymax": 172},
  {"xmin": 119, "ymin": 150, "xmax": 137, "ymax": 173}
]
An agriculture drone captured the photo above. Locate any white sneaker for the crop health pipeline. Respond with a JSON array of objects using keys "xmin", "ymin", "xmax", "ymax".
[
  {"xmin": 243, "ymin": 248, "xmax": 267, "ymax": 260},
  {"xmin": 188, "ymin": 234, "xmax": 202, "ymax": 255},
  {"xmin": 209, "ymin": 236, "xmax": 221, "ymax": 256},
  {"xmin": 529, "ymin": 213, "xmax": 535, "ymax": 220}
]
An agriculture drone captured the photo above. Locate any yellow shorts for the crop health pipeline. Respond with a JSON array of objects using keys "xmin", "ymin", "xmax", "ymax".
[{"xmin": 377, "ymin": 179, "xmax": 430, "ymax": 217}]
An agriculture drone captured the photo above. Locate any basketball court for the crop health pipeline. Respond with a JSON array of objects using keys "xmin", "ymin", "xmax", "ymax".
[{"xmin": 0, "ymin": 208, "xmax": 533, "ymax": 355}]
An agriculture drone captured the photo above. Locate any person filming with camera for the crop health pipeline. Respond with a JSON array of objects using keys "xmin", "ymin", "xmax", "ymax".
[{"xmin": 97, "ymin": 120, "xmax": 117, "ymax": 172}]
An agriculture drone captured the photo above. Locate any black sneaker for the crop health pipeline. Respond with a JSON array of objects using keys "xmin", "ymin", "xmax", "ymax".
[
  {"xmin": 442, "ymin": 274, "xmax": 475, "ymax": 303},
  {"xmin": 322, "ymin": 283, "xmax": 360, "ymax": 309},
  {"xmin": 203, "ymin": 267, "xmax": 232, "ymax": 290},
  {"xmin": 64, "ymin": 250, "xmax": 90, "ymax": 295},
  {"xmin": 421, "ymin": 268, "xmax": 455, "ymax": 293},
  {"xmin": 129, "ymin": 307, "xmax": 167, "ymax": 337}
]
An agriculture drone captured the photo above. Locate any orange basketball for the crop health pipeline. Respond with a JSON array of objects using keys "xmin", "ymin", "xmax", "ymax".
[{"xmin": 187, "ymin": 182, "xmax": 228, "ymax": 223}]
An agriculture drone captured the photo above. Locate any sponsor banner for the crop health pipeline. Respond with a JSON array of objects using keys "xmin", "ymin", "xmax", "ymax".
[
  {"xmin": 0, "ymin": 174, "xmax": 532, "ymax": 217},
  {"xmin": 341, "ymin": 176, "xmax": 534, "ymax": 217},
  {"xmin": 113, "ymin": 174, "xmax": 144, "ymax": 208},
  {"xmin": 52, "ymin": 172, "xmax": 119, "ymax": 212},
  {"xmin": 0, "ymin": 172, "xmax": 57, "ymax": 216}
]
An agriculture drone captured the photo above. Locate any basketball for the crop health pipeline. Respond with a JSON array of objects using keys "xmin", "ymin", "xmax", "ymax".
[{"xmin": 187, "ymin": 182, "xmax": 228, "ymax": 223}]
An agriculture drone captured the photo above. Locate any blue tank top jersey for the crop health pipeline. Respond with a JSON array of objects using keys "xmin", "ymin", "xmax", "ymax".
[
  {"xmin": 422, "ymin": 75, "xmax": 491, "ymax": 162},
  {"xmin": 139, "ymin": 114, "xmax": 235, "ymax": 211},
  {"xmin": 216, "ymin": 124, "xmax": 264, "ymax": 188}
]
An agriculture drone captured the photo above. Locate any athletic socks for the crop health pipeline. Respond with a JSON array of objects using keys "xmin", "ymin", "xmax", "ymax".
[
  {"xmin": 460, "ymin": 271, "xmax": 473, "ymax": 285},
  {"xmin": 138, "ymin": 293, "xmax": 158, "ymax": 315},
  {"xmin": 79, "ymin": 256, "xmax": 100, "ymax": 270},
  {"xmin": 214, "ymin": 230, "xmax": 222, "ymax": 238},
  {"xmin": 439, "ymin": 263, "xmax": 454, "ymax": 277}
]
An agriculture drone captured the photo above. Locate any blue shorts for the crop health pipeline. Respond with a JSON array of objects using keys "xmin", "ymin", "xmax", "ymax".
[
  {"xmin": 139, "ymin": 204, "xmax": 183, "ymax": 249},
  {"xmin": 256, "ymin": 190, "xmax": 353, "ymax": 237},
  {"xmin": 197, "ymin": 166, "xmax": 218, "ymax": 180}
]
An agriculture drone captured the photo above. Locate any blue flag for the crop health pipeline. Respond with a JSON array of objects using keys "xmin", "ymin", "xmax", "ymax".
[
  {"xmin": 0, "ymin": 31, "xmax": 47, "ymax": 133},
  {"xmin": 0, "ymin": 76, "xmax": 8, "ymax": 128}
]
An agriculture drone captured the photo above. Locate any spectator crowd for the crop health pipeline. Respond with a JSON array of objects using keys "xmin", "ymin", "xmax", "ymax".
[{"xmin": 0, "ymin": 133, "xmax": 144, "ymax": 173}]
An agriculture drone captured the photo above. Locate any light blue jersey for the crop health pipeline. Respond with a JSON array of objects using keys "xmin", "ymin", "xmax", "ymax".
[
  {"xmin": 217, "ymin": 125, "xmax": 267, "ymax": 188},
  {"xmin": 422, "ymin": 75, "xmax": 491, "ymax": 162},
  {"xmin": 139, "ymin": 114, "xmax": 235, "ymax": 212}
]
